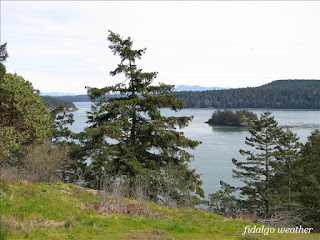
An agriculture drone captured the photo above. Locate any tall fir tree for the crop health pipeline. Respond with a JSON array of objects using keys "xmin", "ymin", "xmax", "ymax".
[
  {"xmin": 0, "ymin": 73, "xmax": 52, "ymax": 168},
  {"xmin": 296, "ymin": 130, "xmax": 320, "ymax": 231},
  {"xmin": 232, "ymin": 112, "xmax": 283, "ymax": 215},
  {"xmin": 80, "ymin": 31, "xmax": 203, "ymax": 206},
  {"xmin": 0, "ymin": 43, "xmax": 8, "ymax": 79},
  {"xmin": 273, "ymin": 129, "xmax": 302, "ymax": 212}
]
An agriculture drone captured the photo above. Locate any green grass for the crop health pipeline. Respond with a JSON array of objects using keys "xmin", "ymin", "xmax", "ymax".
[{"xmin": 0, "ymin": 181, "xmax": 319, "ymax": 240}]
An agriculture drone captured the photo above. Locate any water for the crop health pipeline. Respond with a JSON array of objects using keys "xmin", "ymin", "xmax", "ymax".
[{"xmin": 69, "ymin": 102, "xmax": 320, "ymax": 197}]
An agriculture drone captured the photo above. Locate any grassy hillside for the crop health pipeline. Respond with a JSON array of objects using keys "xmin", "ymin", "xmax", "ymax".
[{"xmin": 1, "ymin": 181, "xmax": 319, "ymax": 240}]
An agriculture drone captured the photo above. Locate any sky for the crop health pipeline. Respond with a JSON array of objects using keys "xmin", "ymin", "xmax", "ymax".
[{"xmin": 1, "ymin": 1, "xmax": 320, "ymax": 94}]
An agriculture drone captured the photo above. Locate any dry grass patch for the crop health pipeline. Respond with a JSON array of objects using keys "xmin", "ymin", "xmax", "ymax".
[
  {"xmin": 0, "ymin": 167, "xmax": 24, "ymax": 183},
  {"xmin": 236, "ymin": 213, "xmax": 258, "ymax": 223},
  {"xmin": 0, "ymin": 215, "xmax": 34, "ymax": 232},
  {"xmin": 32, "ymin": 219, "xmax": 65, "ymax": 228},
  {"xmin": 83, "ymin": 200, "xmax": 161, "ymax": 218},
  {"xmin": 0, "ymin": 215, "xmax": 66, "ymax": 234},
  {"xmin": 126, "ymin": 229, "xmax": 174, "ymax": 240}
]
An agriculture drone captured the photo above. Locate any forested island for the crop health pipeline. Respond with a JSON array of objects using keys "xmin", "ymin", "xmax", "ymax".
[
  {"xmin": 41, "ymin": 96, "xmax": 78, "ymax": 112},
  {"xmin": 206, "ymin": 109, "xmax": 258, "ymax": 126}
]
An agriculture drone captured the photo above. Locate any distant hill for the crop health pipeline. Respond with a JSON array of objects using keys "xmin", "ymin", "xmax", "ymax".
[
  {"xmin": 48, "ymin": 85, "xmax": 225, "ymax": 102},
  {"xmin": 177, "ymin": 80, "xmax": 320, "ymax": 109},
  {"xmin": 51, "ymin": 93, "xmax": 124, "ymax": 102},
  {"xmin": 45, "ymin": 86, "xmax": 224, "ymax": 97},
  {"xmin": 53, "ymin": 94, "xmax": 91, "ymax": 102},
  {"xmin": 174, "ymin": 85, "xmax": 226, "ymax": 91},
  {"xmin": 41, "ymin": 96, "xmax": 78, "ymax": 111},
  {"xmin": 50, "ymin": 80, "xmax": 320, "ymax": 109},
  {"xmin": 40, "ymin": 92, "xmax": 80, "ymax": 96}
]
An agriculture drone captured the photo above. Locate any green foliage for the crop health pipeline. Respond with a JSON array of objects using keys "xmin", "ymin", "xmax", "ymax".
[
  {"xmin": 48, "ymin": 106, "xmax": 82, "ymax": 183},
  {"xmin": 232, "ymin": 112, "xmax": 283, "ymax": 215},
  {"xmin": 208, "ymin": 181, "xmax": 239, "ymax": 218},
  {"xmin": 50, "ymin": 106, "xmax": 75, "ymax": 143},
  {"xmin": 210, "ymin": 114, "xmax": 320, "ymax": 230},
  {"xmin": 295, "ymin": 130, "xmax": 320, "ymax": 231},
  {"xmin": 272, "ymin": 129, "xmax": 302, "ymax": 211},
  {"xmin": 41, "ymin": 96, "xmax": 77, "ymax": 112},
  {"xmin": 206, "ymin": 109, "xmax": 258, "ymax": 126},
  {"xmin": 0, "ymin": 46, "xmax": 77, "ymax": 183},
  {"xmin": 77, "ymin": 31, "xmax": 203, "ymax": 206},
  {"xmin": 0, "ymin": 42, "xmax": 8, "ymax": 79},
  {"xmin": 0, "ymin": 73, "xmax": 52, "ymax": 165},
  {"xmin": 177, "ymin": 80, "xmax": 320, "ymax": 109}
]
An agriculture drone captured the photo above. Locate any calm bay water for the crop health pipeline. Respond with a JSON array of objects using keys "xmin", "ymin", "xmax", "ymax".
[{"xmin": 70, "ymin": 102, "xmax": 320, "ymax": 197}]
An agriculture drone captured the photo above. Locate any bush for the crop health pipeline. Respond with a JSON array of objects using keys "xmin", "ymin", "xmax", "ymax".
[{"xmin": 22, "ymin": 143, "xmax": 71, "ymax": 182}]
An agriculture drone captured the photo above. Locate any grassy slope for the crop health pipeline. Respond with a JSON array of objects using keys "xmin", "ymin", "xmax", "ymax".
[{"xmin": 0, "ymin": 181, "xmax": 319, "ymax": 240}]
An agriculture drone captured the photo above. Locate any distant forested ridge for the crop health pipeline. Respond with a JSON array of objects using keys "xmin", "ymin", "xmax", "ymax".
[
  {"xmin": 51, "ymin": 80, "xmax": 320, "ymax": 109},
  {"xmin": 41, "ymin": 96, "xmax": 78, "ymax": 111},
  {"xmin": 53, "ymin": 94, "xmax": 91, "ymax": 102},
  {"xmin": 177, "ymin": 80, "xmax": 320, "ymax": 109}
]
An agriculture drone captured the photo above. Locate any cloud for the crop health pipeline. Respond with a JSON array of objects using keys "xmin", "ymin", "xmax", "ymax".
[{"xmin": 2, "ymin": 1, "xmax": 320, "ymax": 93}]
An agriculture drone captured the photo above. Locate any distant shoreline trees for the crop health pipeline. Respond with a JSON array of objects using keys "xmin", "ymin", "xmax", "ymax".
[
  {"xmin": 53, "ymin": 79, "xmax": 319, "ymax": 110},
  {"xmin": 177, "ymin": 80, "xmax": 320, "ymax": 109},
  {"xmin": 41, "ymin": 96, "xmax": 78, "ymax": 112}
]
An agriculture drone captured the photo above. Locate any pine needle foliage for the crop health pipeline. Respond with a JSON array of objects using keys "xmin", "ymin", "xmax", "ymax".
[
  {"xmin": 296, "ymin": 130, "xmax": 320, "ymax": 231},
  {"xmin": 80, "ymin": 31, "xmax": 203, "ymax": 206},
  {"xmin": 0, "ymin": 73, "xmax": 52, "ymax": 166},
  {"xmin": 232, "ymin": 112, "xmax": 283, "ymax": 215},
  {"xmin": 0, "ymin": 42, "xmax": 8, "ymax": 79}
]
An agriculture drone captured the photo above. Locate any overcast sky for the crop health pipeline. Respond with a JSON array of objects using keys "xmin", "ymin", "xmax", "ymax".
[{"xmin": 1, "ymin": 1, "xmax": 320, "ymax": 94}]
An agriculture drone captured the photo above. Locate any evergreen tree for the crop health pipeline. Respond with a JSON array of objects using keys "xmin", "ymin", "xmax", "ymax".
[
  {"xmin": 80, "ymin": 31, "xmax": 203, "ymax": 205},
  {"xmin": 273, "ymin": 129, "xmax": 302, "ymax": 212},
  {"xmin": 0, "ymin": 73, "xmax": 52, "ymax": 168},
  {"xmin": 296, "ymin": 130, "xmax": 320, "ymax": 231},
  {"xmin": 49, "ymin": 106, "xmax": 78, "ymax": 182},
  {"xmin": 232, "ymin": 112, "xmax": 283, "ymax": 215},
  {"xmin": 208, "ymin": 181, "xmax": 239, "ymax": 218},
  {"xmin": 50, "ymin": 106, "xmax": 75, "ymax": 143},
  {"xmin": 0, "ymin": 43, "xmax": 8, "ymax": 79}
]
